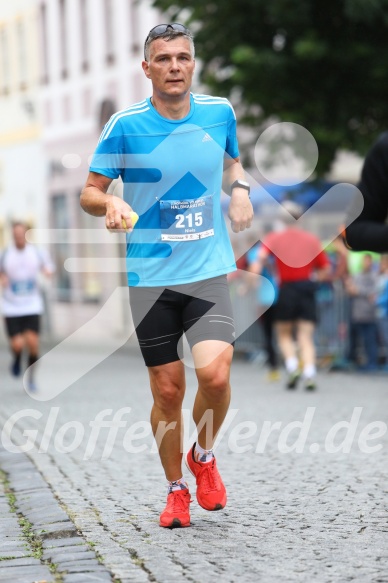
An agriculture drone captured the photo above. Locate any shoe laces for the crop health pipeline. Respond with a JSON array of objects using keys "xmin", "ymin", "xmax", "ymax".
[
  {"xmin": 198, "ymin": 460, "xmax": 220, "ymax": 493},
  {"xmin": 168, "ymin": 490, "xmax": 191, "ymax": 513}
]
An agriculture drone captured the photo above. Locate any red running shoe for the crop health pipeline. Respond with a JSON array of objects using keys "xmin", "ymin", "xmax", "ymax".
[
  {"xmin": 185, "ymin": 443, "xmax": 227, "ymax": 511},
  {"xmin": 159, "ymin": 489, "xmax": 191, "ymax": 528}
]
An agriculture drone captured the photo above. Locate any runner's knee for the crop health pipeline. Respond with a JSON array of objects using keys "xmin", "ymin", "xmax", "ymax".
[{"xmin": 198, "ymin": 364, "xmax": 230, "ymax": 399}]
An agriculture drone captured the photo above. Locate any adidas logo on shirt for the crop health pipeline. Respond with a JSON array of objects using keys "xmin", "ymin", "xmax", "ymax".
[{"xmin": 202, "ymin": 133, "xmax": 213, "ymax": 142}]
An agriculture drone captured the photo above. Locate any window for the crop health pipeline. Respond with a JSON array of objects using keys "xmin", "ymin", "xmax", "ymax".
[
  {"xmin": 0, "ymin": 27, "xmax": 10, "ymax": 94},
  {"xmin": 59, "ymin": 0, "xmax": 68, "ymax": 79},
  {"xmin": 51, "ymin": 194, "xmax": 71, "ymax": 301},
  {"xmin": 0, "ymin": 161, "xmax": 4, "ymax": 198},
  {"xmin": 82, "ymin": 87, "xmax": 91, "ymax": 117},
  {"xmin": 77, "ymin": 192, "xmax": 102, "ymax": 303},
  {"xmin": 98, "ymin": 98, "xmax": 116, "ymax": 131},
  {"xmin": 44, "ymin": 100, "xmax": 52, "ymax": 125},
  {"xmin": 129, "ymin": 0, "xmax": 140, "ymax": 54},
  {"xmin": 62, "ymin": 95, "xmax": 71, "ymax": 122},
  {"xmin": 16, "ymin": 20, "xmax": 28, "ymax": 90},
  {"xmin": 39, "ymin": 3, "xmax": 49, "ymax": 84},
  {"xmin": 104, "ymin": 0, "xmax": 115, "ymax": 65},
  {"xmin": 79, "ymin": 0, "xmax": 89, "ymax": 72}
]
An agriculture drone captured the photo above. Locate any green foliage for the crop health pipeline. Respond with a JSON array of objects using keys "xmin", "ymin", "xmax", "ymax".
[{"xmin": 152, "ymin": 0, "xmax": 388, "ymax": 175}]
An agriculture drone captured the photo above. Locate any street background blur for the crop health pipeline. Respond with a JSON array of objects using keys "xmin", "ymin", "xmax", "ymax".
[{"xmin": 2, "ymin": 0, "xmax": 382, "ymax": 350}]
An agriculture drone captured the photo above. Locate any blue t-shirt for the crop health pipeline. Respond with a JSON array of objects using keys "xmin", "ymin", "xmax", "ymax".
[{"xmin": 90, "ymin": 93, "xmax": 239, "ymax": 287}]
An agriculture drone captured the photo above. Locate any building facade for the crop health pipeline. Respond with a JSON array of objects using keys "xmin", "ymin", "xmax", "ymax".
[
  {"xmin": 1, "ymin": 0, "xmax": 162, "ymax": 342},
  {"xmin": 0, "ymin": 0, "xmax": 45, "ymax": 246},
  {"xmin": 39, "ymin": 0, "xmax": 161, "ymax": 340}
]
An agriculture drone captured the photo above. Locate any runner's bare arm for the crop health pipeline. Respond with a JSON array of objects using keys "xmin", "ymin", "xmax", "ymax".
[
  {"xmin": 314, "ymin": 264, "xmax": 331, "ymax": 282},
  {"xmin": 81, "ymin": 171, "xmax": 136, "ymax": 230},
  {"xmin": 222, "ymin": 157, "xmax": 253, "ymax": 233},
  {"xmin": 0, "ymin": 255, "xmax": 7, "ymax": 287}
]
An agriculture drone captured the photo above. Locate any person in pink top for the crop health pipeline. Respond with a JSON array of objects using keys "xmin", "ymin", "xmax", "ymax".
[{"xmin": 249, "ymin": 202, "xmax": 330, "ymax": 390}]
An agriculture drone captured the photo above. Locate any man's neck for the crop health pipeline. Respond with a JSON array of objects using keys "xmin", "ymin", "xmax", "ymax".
[{"xmin": 150, "ymin": 93, "xmax": 191, "ymax": 120}]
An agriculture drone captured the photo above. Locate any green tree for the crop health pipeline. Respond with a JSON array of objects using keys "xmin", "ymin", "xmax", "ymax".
[{"xmin": 152, "ymin": 0, "xmax": 388, "ymax": 175}]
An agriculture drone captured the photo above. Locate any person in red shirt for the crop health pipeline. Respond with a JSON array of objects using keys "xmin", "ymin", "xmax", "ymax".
[{"xmin": 250, "ymin": 202, "xmax": 330, "ymax": 390}]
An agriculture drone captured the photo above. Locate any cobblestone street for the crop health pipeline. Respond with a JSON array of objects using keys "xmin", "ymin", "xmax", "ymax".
[{"xmin": 1, "ymin": 342, "xmax": 388, "ymax": 582}]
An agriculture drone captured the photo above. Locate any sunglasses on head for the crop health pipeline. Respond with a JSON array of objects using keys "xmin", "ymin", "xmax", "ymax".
[{"xmin": 144, "ymin": 23, "xmax": 191, "ymax": 59}]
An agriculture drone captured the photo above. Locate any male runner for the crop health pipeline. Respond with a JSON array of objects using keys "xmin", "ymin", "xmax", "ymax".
[
  {"xmin": 80, "ymin": 23, "xmax": 253, "ymax": 528},
  {"xmin": 0, "ymin": 222, "xmax": 54, "ymax": 391},
  {"xmin": 249, "ymin": 203, "xmax": 330, "ymax": 390}
]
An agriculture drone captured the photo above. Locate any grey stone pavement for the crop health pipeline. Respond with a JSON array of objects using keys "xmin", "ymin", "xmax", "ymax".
[{"xmin": 0, "ymin": 340, "xmax": 388, "ymax": 583}]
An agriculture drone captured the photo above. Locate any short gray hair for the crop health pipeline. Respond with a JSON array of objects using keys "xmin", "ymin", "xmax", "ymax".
[{"xmin": 144, "ymin": 30, "xmax": 195, "ymax": 62}]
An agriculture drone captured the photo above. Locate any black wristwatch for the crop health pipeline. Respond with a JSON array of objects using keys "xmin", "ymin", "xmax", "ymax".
[{"xmin": 229, "ymin": 179, "xmax": 251, "ymax": 197}]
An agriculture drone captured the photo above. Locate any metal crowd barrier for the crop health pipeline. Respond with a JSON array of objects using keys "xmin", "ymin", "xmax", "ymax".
[{"xmin": 230, "ymin": 279, "xmax": 351, "ymax": 369}]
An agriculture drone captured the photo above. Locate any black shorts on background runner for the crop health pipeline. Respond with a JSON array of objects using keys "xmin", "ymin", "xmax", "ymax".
[
  {"xmin": 274, "ymin": 280, "xmax": 317, "ymax": 323},
  {"xmin": 129, "ymin": 275, "xmax": 235, "ymax": 367},
  {"xmin": 5, "ymin": 315, "xmax": 41, "ymax": 338}
]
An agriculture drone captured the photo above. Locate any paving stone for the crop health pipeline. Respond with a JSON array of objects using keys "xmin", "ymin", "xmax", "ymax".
[
  {"xmin": 0, "ymin": 556, "xmax": 41, "ymax": 567},
  {"xmin": 24, "ymin": 509, "xmax": 69, "ymax": 522},
  {"xmin": 0, "ymin": 551, "xmax": 30, "ymax": 559},
  {"xmin": 0, "ymin": 543, "xmax": 27, "ymax": 552},
  {"xmin": 57, "ymin": 558, "xmax": 101, "ymax": 570},
  {"xmin": 61, "ymin": 567, "xmax": 110, "ymax": 576},
  {"xmin": 42, "ymin": 545, "xmax": 90, "ymax": 561},
  {"xmin": 42, "ymin": 537, "xmax": 86, "ymax": 549},
  {"xmin": 51, "ymin": 550, "xmax": 98, "ymax": 562},
  {"xmin": 63, "ymin": 574, "xmax": 112, "ymax": 583},
  {"xmin": 38, "ymin": 521, "xmax": 78, "ymax": 538},
  {"xmin": 0, "ymin": 577, "xmax": 51, "ymax": 583},
  {"xmin": 30, "ymin": 518, "xmax": 72, "ymax": 530},
  {"xmin": 11, "ymin": 481, "xmax": 48, "ymax": 492},
  {"xmin": 0, "ymin": 527, "xmax": 21, "ymax": 535},
  {"xmin": 0, "ymin": 578, "xmax": 53, "ymax": 583},
  {"xmin": 0, "ymin": 565, "xmax": 53, "ymax": 581}
]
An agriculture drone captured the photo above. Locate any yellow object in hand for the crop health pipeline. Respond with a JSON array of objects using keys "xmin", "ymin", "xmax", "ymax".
[{"xmin": 122, "ymin": 212, "xmax": 139, "ymax": 230}]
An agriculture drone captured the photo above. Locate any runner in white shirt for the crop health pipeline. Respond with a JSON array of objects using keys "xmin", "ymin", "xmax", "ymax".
[{"xmin": 0, "ymin": 222, "xmax": 55, "ymax": 391}]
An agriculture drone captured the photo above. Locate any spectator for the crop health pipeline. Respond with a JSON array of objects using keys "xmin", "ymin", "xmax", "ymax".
[
  {"xmin": 376, "ymin": 254, "xmax": 388, "ymax": 367},
  {"xmin": 345, "ymin": 249, "xmax": 379, "ymax": 368},
  {"xmin": 345, "ymin": 253, "xmax": 379, "ymax": 371},
  {"xmin": 316, "ymin": 236, "xmax": 349, "ymax": 365}
]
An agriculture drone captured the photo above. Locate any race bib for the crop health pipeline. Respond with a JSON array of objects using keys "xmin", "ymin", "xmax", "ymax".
[
  {"xmin": 10, "ymin": 279, "xmax": 36, "ymax": 295},
  {"xmin": 160, "ymin": 195, "xmax": 214, "ymax": 241}
]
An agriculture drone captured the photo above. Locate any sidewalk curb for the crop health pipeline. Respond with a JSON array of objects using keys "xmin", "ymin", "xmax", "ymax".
[{"xmin": 0, "ymin": 444, "xmax": 114, "ymax": 583}]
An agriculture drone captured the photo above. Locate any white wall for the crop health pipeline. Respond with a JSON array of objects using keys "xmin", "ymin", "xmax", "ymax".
[{"xmin": 0, "ymin": 0, "xmax": 46, "ymax": 244}]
